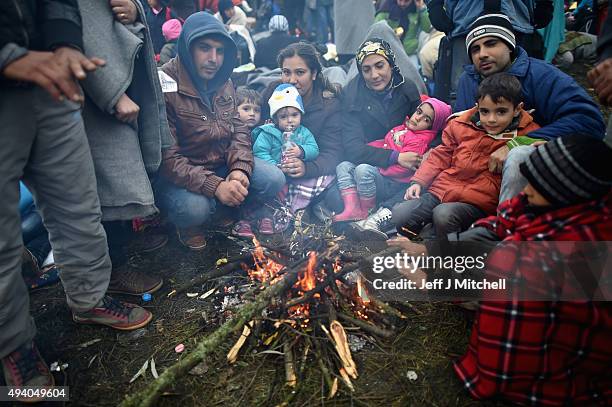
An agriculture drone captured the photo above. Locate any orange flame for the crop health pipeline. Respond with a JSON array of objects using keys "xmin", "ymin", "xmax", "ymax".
[
  {"xmin": 248, "ymin": 237, "xmax": 284, "ymax": 283},
  {"xmin": 356, "ymin": 275, "xmax": 370, "ymax": 305},
  {"xmin": 299, "ymin": 251, "xmax": 317, "ymax": 292}
]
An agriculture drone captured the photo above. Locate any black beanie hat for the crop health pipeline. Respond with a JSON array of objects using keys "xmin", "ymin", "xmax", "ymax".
[
  {"xmin": 519, "ymin": 134, "xmax": 612, "ymax": 206},
  {"xmin": 465, "ymin": 13, "xmax": 516, "ymax": 59}
]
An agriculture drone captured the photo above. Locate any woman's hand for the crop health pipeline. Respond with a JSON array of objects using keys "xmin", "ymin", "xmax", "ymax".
[
  {"xmin": 114, "ymin": 93, "xmax": 140, "ymax": 125},
  {"xmin": 398, "ymin": 151, "xmax": 422, "ymax": 171},
  {"xmin": 110, "ymin": 0, "xmax": 138, "ymax": 25},
  {"xmin": 280, "ymin": 157, "xmax": 306, "ymax": 178}
]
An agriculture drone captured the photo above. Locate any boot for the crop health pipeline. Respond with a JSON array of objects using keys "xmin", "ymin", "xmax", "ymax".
[
  {"xmin": 359, "ymin": 195, "xmax": 376, "ymax": 215},
  {"xmin": 350, "ymin": 207, "xmax": 394, "ymax": 241},
  {"xmin": 333, "ymin": 188, "xmax": 367, "ymax": 222}
]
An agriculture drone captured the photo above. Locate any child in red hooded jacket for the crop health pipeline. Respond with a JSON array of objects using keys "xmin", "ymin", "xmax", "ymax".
[{"xmin": 334, "ymin": 96, "xmax": 452, "ymax": 227}]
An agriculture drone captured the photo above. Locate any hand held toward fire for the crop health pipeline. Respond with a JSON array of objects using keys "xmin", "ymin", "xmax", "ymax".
[{"xmin": 215, "ymin": 180, "xmax": 248, "ymax": 206}]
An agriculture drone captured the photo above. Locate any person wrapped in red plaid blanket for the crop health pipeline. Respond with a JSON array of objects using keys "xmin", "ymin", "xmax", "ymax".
[{"xmin": 453, "ymin": 134, "xmax": 612, "ymax": 405}]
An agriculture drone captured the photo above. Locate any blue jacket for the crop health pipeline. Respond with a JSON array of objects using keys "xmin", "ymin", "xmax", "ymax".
[
  {"xmin": 455, "ymin": 47, "xmax": 605, "ymax": 140},
  {"xmin": 252, "ymin": 124, "xmax": 319, "ymax": 165},
  {"xmin": 443, "ymin": 0, "xmax": 535, "ymax": 38}
]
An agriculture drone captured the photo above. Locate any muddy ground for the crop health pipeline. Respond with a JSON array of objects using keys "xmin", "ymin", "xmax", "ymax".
[{"xmin": 25, "ymin": 63, "xmax": 609, "ymax": 407}]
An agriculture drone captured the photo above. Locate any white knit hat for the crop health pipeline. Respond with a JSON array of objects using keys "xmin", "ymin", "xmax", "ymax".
[{"xmin": 268, "ymin": 84, "xmax": 304, "ymax": 118}]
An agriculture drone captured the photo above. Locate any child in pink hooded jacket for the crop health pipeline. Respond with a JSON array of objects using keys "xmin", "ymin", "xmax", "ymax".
[{"xmin": 334, "ymin": 96, "xmax": 452, "ymax": 222}]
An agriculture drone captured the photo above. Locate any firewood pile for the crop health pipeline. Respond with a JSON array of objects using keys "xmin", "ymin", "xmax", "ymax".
[{"xmin": 123, "ymin": 221, "xmax": 406, "ymax": 407}]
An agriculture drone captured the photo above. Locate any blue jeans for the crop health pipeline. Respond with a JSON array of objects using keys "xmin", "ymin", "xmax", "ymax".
[
  {"xmin": 336, "ymin": 161, "xmax": 402, "ymax": 200},
  {"xmin": 156, "ymin": 158, "xmax": 285, "ymax": 228}
]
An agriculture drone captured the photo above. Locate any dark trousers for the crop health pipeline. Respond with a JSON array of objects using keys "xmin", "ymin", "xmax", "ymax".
[{"xmin": 391, "ymin": 192, "xmax": 486, "ymax": 238}]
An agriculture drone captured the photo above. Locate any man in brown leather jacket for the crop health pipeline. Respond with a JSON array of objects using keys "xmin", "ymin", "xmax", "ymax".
[{"xmin": 157, "ymin": 11, "xmax": 284, "ymax": 249}]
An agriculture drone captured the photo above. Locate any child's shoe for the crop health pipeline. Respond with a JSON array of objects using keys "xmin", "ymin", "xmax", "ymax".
[
  {"xmin": 232, "ymin": 220, "xmax": 255, "ymax": 238},
  {"xmin": 333, "ymin": 187, "xmax": 368, "ymax": 222},
  {"xmin": 257, "ymin": 218, "xmax": 275, "ymax": 235}
]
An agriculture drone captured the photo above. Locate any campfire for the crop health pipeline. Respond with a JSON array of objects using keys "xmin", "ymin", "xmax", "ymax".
[
  {"xmin": 127, "ymin": 224, "xmax": 407, "ymax": 407},
  {"xmin": 222, "ymin": 237, "xmax": 403, "ymax": 397}
]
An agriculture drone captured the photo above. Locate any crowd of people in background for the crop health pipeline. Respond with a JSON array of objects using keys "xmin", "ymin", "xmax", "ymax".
[{"xmin": 2, "ymin": 0, "xmax": 612, "ymax": 404}]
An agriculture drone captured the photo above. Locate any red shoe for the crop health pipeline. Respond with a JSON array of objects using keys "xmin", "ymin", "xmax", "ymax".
[
  {"xmin": 232, "ymin": 220, "xmax": 255, "ymax": 238},
  {"xmin": 73, "ymin": 295, "xmax": 152, "ymax": 331},
  {"xmin": 333, "ymin": 187, "xmax": 368, "ymax": 222},
  {"xmin": 2, "ymin": 341, "xmax": 54, "ymax": 402},
  {"xmin": 257, "ymin": 218, "xmax": 274, "ymax": 235}
]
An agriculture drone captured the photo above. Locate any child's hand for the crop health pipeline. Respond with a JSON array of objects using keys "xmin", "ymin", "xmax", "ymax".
[
  {"xmin": 285, "ymin": 145, "xmax": 303, "ymax": 159},
  {"xmin": 405, "ymin": 184, "xmax": 421, "ymax": 200}
]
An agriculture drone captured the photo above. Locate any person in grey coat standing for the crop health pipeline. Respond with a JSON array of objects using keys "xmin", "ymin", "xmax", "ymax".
[{"xmin": 78, "ymin": 0, "xmax": 172, "ymax": 295}]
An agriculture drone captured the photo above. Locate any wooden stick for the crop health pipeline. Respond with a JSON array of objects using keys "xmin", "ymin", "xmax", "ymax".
[
  {"xmin": 336, "ymin": 312, "xmax": 394, "ymax": 338},
  {"xmin": 168, "ymin": 253, "xmax": 253, "ymax": 297},
  {"xmin": 120, "ymin": 253, "xmax": 323, "ymax": 407}
]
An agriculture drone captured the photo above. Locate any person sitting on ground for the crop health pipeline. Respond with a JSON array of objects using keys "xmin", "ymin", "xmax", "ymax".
[
  {"xmin": 389, "ymin": 134, "xmax": 612, "ymax": 406},
  {"xmin": 215, "ymin": 0, "xmax": 248, "ymax": 26},
  {"xmin": 249, "ymin": 84, "xmax": 319, "ymax": 234},
  {"xmin": 375, "ymin": 0, "xmax": 432, "ymax": 67},
  {"xmin": 236, "ymin": 87, "xmax": 263, "ymax": 129},
  {"xmin": 159, "ymin": 18, "xmax": 182, "ymax": 65},
  {"xmin": 259, "ymin": 42, "xmax": 343, "ymax": 221},
  {"xmin": 157, "ymin": 12, "xmax": 285, "ymax": 250},
  {"xmin": 326, "ymin": 38, "xmax": 423, "ymax": 216},
  {"xmin": 455, "ymin": 13, "xmax": 605, "ymax": 205},
  {"xmin": 344, "ymin": 96, "xmax": 452, "ymax": 239},
  {"xmin": 333, "ymin": 95, "xmax": 450, "ymax": 223},
  {"xmin": 254, "ymin": 15, "xmax": 299, "ymax": 69},
  {"xmin": 453, "ymin": 135, "xmax": 612, "ymax": 405},
  {"xmin": 392, "ymin": 73, "xmax": 540, "ymax": 239}
]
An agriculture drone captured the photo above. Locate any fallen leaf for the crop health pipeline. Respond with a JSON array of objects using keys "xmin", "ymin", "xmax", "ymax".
[
  {"xmin": 407, "ymin": 370, "xmax": 418, "ymax": 381},
  {"xmin": 151, "ymin": 358, "xmax": 159, "ymax": 379},
  {"xmin": 129, "ymin": 359, "xmax": 149, "ymax": 383},
  {"xmin": 78, "ymin": 338, "xmax": 102, "ymax": 349},
  {"xmin": 199, "ymin": 287, "xmax": 216, "ymax": 300},
  {"xmin": 216, "ymin": 258, "xmax": 228, "ymax": 266},
  {"xmin": 87, "ymin": 355, "xmax": 98, "ymax": 368},
  {"xmin": 186, "ymin": 292, "xmax": 198, "ymax": 298}
]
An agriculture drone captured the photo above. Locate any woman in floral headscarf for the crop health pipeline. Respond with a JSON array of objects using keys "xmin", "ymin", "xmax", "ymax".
[{"xmin": 322, "ymin": 39, "xmax": 423, "ymax": 214}]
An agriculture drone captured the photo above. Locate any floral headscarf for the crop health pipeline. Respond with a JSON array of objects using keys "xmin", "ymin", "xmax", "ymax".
[{"xmin": 355, "ymin": 38, "xmax": 403, "ymax": 88}]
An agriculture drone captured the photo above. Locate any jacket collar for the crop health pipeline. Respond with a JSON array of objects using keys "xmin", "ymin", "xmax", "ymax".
[
  {"xmin": 464, "ymin": 46, "xmax": 530, "ymax": 80},
  {"xmin": 176, "ymin": 56, "xmax": 200, "ymax": 98}
]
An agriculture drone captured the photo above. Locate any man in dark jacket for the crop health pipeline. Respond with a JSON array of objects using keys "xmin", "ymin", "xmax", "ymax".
[
  {"xmin": 254, "ymin": 15, "xmax": 299, "ymax": 69},
  {"xmin": 455, "ymin": 13, "xmax": 605, "ymax": 203},
  {"xmin": 158, "ymin": 12, "xmax": 285, "ymax": 249},
  {"xmin": 0, "ymin": 0, "xmax": 152, "ymax": 399}
]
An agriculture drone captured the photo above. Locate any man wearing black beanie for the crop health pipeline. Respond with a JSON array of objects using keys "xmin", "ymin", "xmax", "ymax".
[{"xmin": 455, "ymin": 13, "xmax": 605, "ymax": 207}]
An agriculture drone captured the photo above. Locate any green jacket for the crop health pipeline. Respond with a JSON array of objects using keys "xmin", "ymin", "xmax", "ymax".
[{"xmin": 375, "ymin": 8, "xmax": 431, "ymax": 55}]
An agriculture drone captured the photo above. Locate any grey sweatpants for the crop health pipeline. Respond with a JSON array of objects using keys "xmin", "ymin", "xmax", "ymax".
[{"xmin": 0, "ymin": 87, "xmax": 111, "ymax": 358}]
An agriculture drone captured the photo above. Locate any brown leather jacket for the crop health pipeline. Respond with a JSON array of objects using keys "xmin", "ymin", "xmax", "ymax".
[{"xmin": 160, "ymin": 57, "xmax": 253, "ymax": 198}]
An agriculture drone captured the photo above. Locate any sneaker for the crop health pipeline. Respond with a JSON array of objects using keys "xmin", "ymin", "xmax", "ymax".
[
  {"xmin": 127, "ymin": 231, "xmax": 168, "ymax": 255},
  {"xmin": 231, "ymin": 220, "xmax": 255, "ymax": 238},
  {"xmin": 73, "ymin": 295, "xmax": 152, "ymax": 330},
  {"xmin": 107, "ymin": 264, "xmax": 163, "ymax": 296},
  {"xmin": 176, "ymin": 226, "xmax": 207, "ymax": 251},
  {"xmin": 2, "ymin": 342, "xmax": 54, "ymax": 402},
  {"xmin": 257, "ymin": 218, "xmax": 274, "ymax": 235},
  {"xmin": 349, "ymin": 207, "xmax": 394, "ymax": 241}
]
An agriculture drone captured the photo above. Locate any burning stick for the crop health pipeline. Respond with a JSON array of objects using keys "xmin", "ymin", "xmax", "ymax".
[{"xmin": 121, "ymin": 254, "xmax": 320, "ymax": 407}]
